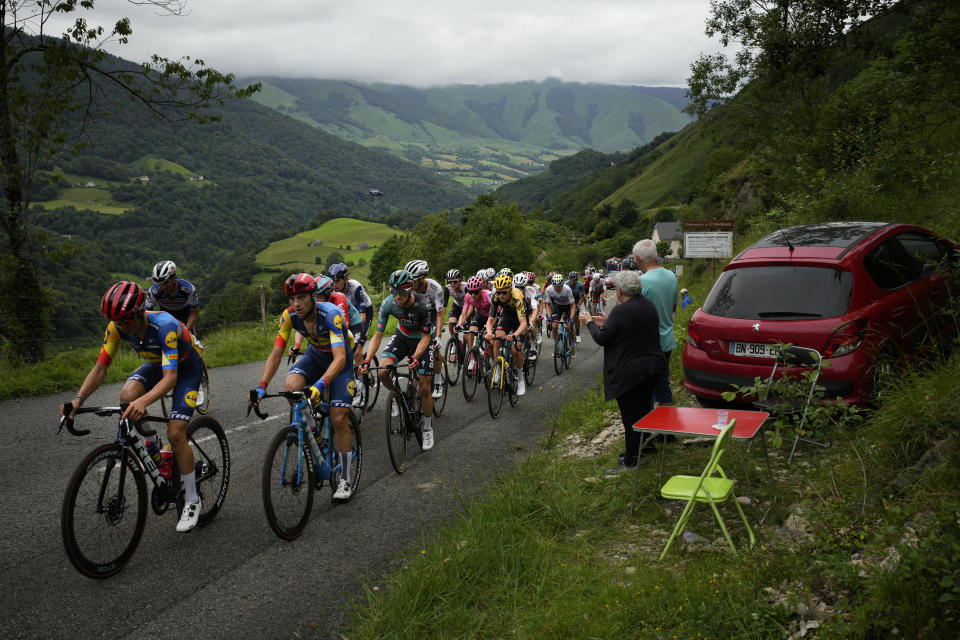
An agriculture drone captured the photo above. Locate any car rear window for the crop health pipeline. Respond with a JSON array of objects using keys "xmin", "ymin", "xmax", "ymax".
[{"xmin": 703, "ymin": 266, "xmax": 852, "ymax": 319}]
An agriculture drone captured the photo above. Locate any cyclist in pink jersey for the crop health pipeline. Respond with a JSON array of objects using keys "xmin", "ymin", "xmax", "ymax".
[{"xmin": 454, "ymin": 276, "xmax": 492, "ymax": 355}]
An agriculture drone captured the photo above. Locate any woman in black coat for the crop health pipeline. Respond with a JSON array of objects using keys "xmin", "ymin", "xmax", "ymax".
[{"xmin": 580, "ymin": 269, "xmax": 666, "ymax": 472}]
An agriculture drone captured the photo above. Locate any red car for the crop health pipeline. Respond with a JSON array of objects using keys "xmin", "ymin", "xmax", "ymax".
[{"xmin": 682, "ymin": 222, "xmax": 959, "ymax": 407}]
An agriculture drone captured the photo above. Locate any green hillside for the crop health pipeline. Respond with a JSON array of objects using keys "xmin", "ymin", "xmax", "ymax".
[{"xmin": 242, "ymin": 78, "xmax": 691, "ymax": 188}]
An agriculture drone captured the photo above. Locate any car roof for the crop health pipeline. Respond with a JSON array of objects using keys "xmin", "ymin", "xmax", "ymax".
[{"xmin": 732, "ymin": 222, "xmax": 892, "ymax": 263}]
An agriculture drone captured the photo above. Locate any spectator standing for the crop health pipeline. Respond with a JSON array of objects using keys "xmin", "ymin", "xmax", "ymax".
[
  {"xmin": 633, "ymin": 239, "xmax": 678, "ymax": 405},
  {"xmin": 680, "ymin": 288, "xmax": 693, "ymax": 309},
  {"xmin": 580, "ymin": 270, "xmax": 665, "ymax": 473}
]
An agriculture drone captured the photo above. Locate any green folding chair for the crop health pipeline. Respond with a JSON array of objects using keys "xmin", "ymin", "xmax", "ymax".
[{"xmin": 658, "ymin": 419, "xmax": 755, "ymax": 560}]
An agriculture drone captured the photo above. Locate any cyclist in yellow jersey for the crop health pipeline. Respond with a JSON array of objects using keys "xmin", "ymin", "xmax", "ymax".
[{"xmin": 485, "ymin": 273, "xmax": 528, "ymax": 396}]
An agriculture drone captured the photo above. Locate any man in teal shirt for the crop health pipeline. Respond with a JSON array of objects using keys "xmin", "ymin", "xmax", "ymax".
[{"xmin": 633, "ymin": 239, "xmax": 678, "ymax": 405}]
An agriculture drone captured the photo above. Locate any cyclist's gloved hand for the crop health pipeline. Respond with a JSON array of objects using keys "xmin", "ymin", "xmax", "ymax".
[
  {"xmin": 308, "ymin": 379, "xmax": 326, "ymax": 403},
  {"xmin": 454, "ymin": 324, "xmax": 463, "ymax": 333},
  {"xmin": 255, "ymin": 382, "xmax": 267, "ymax": 400},
  {"xmin": 408, "ymin": 355, "xmax": 420, "ymax": 370}
]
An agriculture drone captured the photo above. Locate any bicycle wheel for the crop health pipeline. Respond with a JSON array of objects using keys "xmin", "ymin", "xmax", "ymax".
[
  {"xmin": 262, "ymin": 427, "xmax": 315, "ymax": 540},
  {"xmin": 524, "ymin": 344, "xmax": 538, "ymax": 386},
  {"xmin": 330, "ymin": 411, "xmax": 363, "ymax": 500},
  {"xmin": 553, "ymin": 332, "xmax": 564, "ymax": 374},
  {"xmin": 363, "ymin": 355, "xmax": 381, "ymax": 413},
  {"xmin": 488, "ymin": 359, "xmax": 505, "ymax": 418},
  {"xmin": 565, "ymin": 331, "xmax": 576, "ymax": 369},
  {"xmin": 385, "ymin": 391, "xmax": 407, "ymax": 474},
  {"xmin": 462, "ymin": 348, "xmax": 480, "ymax": 401},
  {"xmin": 432, "ymin": 363, "xmax": 448, "ymax": 416},
  {"xmin": 444, "ymin": 337, "xmax": 462, "ymax": 385},
  {"xmin": 181, "ymin": 416, "xmax": 230, "ymax": 527},
  {"xmin": 61, "ymin": 444, "xmax": 147, "ymax": 579},
  {"xmin": 508, "ymin": 366, "xmax": 520, "ymax": 407},
  {"xmin": 195, "ymin": 360, "xmax": 211, "ymax": 415}
]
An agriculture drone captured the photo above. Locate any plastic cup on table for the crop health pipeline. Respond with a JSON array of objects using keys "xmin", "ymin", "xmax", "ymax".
[{"xmin": 713, "ymin": 410, "xmax": 728, "ymax": 430}]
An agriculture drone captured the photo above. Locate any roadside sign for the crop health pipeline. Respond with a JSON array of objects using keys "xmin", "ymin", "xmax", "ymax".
[{"xmin": 684, "ymin": 231, "xmax": 732, "ymax": 258}]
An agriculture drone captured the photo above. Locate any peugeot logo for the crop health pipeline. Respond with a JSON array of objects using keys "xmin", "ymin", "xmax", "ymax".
[{"xmin": 752, "ymin": 323, "xmax": 761, "ymax": 333}]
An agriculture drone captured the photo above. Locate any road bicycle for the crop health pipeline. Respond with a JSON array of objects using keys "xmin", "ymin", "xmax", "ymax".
[
  {"xmin": 160, "ymin": 356, "xmax": 210, "ymax": 417},
  {"xmin": 458, "ymin": 328, "xmax": 491, "ymax": 403},
  {"xmin": 250, "ymin": 388, "xmax": 362, "ymax": 540},
  {"xmin": 488, "ymin": 335, "xmax": 521, "ymax": 419},
  {"xmin": 588, "ymin": 293, "xmax": 605, "ymax": 315},
  {"xmin": 523, "ymin": 321, "xmax": 542, "ymax": 387},
  {"xmin": 59, "ymin": 403, "xmax": 230, "ymax": 578},
  {"xmin": 372, "ymin": 362, "xmax": 427, "ymax": 474},
  {"xmin": 549, "ymin": 315, "xmax": 577, "ymax": 375},
  {"xmin": 429, "ymin": 340, "xmax": 449, "ymax": 417}
]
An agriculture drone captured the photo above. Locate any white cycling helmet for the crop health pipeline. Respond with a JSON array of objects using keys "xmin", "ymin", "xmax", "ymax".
[
  {"xmin": 404, "ymin": 259, "xmax": 429, "ymax": 278},
  {"xmin": 152, "ymin": 260, "xmax": 177, "ymax": 282},
  {"xmin": 512, "ymin": 273, "xmax": 527, "ymax": 288}
]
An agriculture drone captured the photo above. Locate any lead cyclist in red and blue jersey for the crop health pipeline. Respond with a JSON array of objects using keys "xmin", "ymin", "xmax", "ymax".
[
  {"xmin": 62, "ymin": 281, "xmax": 206, "ymax": 532},
  {"xmin": 251, "ymin": 273, "xmax": 357, "ymax": 501}
]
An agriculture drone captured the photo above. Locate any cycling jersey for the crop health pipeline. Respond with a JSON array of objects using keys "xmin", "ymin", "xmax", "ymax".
[
  {"xmin": 443, "ymin": 282, "xmax": 467, "ymax": 310},
  {"xmin": 523, "ymin": 285, "xmax": 540, "ymax": 312},
  {"xmin": 544, "ymin": 284, "xmax": 575, "ymax": 306},
  {"xmin": 376, "ymin": 292, "xmax": 433, "ymax": 339},
  {"xmin": 420, "ymin": 277, "xmax": 444, "ymax": 327},
  {"xmin": 145, "ymin": 279, "xmax": 199, "ymax": 325},
  {"xmin": 342, "ymin": 278, "xmax": 372, "ymax": 314},
  {"xmin": 462, "ymin": 289, "xmax": 492, "ymax": 323},
  {"xmin": 567, "ymin": 280, "xmax": 585, "ymax": 303},
  {"xmin": 590, "ymin": 278, "xmax": 605, "ymax": 296},
  {"xmin": 98, "ymin": 310, "xmax": 202, "ymax": 369},
  {"xmin": 275, "ymin": 301, "xmax": 349, "ymax": 355},
  {"xmin": 491, "ymin": 288, "xmax": 527, "ymax": 322},
  {"xmin": 328, "ymin": 291, "xmax": 362, "ymax": 331}
]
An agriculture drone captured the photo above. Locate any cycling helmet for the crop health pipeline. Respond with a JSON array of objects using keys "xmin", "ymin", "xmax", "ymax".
[
  {"xmin": 497, "ymin": 267, "xmax": 512, "ymax": 277},
  {"xmin": 484, "ymin": 268, "xmax": 496, "ymax": 279},
  {"xmin": 284, "ymin": 273, "xmax": 316, "ymax": 296},
  {"xmin": 493, "ymin": 273, "xmax": 513, "ymax": 291},
  {"xmin": 446, "ymin": 268, "xmax": 462, "ymax": 281},
  {"xmin": 151, "ymin": 260, "xmax": 176, "ymax": 283},
  {"xmin": 551, "ymin": 273, "xmax": 564, "ymax": 287},
  {"xmin": 526, "ymin": 272, "xmax": 536, "ymax": 285},
  {"xmin": 512, "ymin": 273, "xmax": 527, "ymax": 288},
  {"xmin": 314, "ymin": 275, "xmax": 335, "ymax": 295},
  {"xmin": 389, "ymin": 269, "xmax": 415, "ymax": 291},
  {"xmin": 568, "ymin": 271, "xmax": 579, "ymax": 280},
  {"xmin": 101, "ymin": 281, "xmax": 145, "ymax": 321},
  {"xmin": 475, "ymin": 270, "xmax": 486, "ymax": 279},
  {"xmin": 404, "ymin": 259, "xmax": 429, "ymax": 278},
  {"xmin": 465, "ymin": 275, "xmax": 484, "ymax": 292},
  {"xmin": 328, "ymin": 262, "xmax": 349, "ymax": 280}
]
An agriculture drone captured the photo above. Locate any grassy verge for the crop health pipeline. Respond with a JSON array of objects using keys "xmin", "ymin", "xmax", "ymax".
[{"xmin": 341, "ymin": 357, "xmax": 960, "ymax": 639}]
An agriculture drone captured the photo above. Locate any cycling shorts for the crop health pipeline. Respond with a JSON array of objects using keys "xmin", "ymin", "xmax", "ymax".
[
  {"xmin": 496, "ymin": 312, "xmax": 522, "ymax": 335},
  {"xmin": 350, "ymin": 323, "xmax": 364, "ymax": 346},
  {"xmin": 448, "ymin": 303, "xmax": 464, "ymax": 323},
  {"xmin": 129, "ymin": 357, "xmax": 203, "ymax": 423},
  {"xmin": 288, "ymin": 346, "xmax": 356, "ymax": 409},
  {"xmin": 382, "ymin": 333, "xmax": 434, "ymax": 377},
  {"xmin": 551, "ymin": 303, "xmax": 572, "ymax": 322},
  {"xmin": 466, "ymin": 310, "xmax": 488, "ymax": 328}
]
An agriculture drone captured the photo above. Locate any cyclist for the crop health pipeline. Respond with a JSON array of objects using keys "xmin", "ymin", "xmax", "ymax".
[
  {"xmin": 442, "ymin": 269, "xmax": 467, "ymax": 338},
  {"xmin": 63, "ymin": 281, "xmax": 205, "ymax": 532},
  {"xmin": 328, "ymin": 262, "xmax": 373, "ymax": 357},
  {"xmin": 485, "ymin": 273, "xmax": 528, "ymax": 396},
  {"xmin": 543, "ymin": 273, "xmax": 576, "ymax": 342},
  {"xmin": 566, "ymin": 270, "xmax": 586, "ymax": 343},
  {"xmin": 589, "ymin": 269, "xmax": 606, "ymax": 313},
  {"xmin": 454, "ymin": 275, "xmax": 493, "ymax": 366},
  {"xmin": 405, "ymin": 259, "xmax": 445, "ymax": 400},
  {"xmin": 145, "ymin": 260, "xmax": 200, "ymax": 337},
  {"xmin": 515, "ymin": 273, "xmax": 539, "ymax": 360},
  {"xmin": 524, "ymin": 272, "xmax": 543, "ymax": 346},
  {"xmin": 252, "ymin": 273, "xmax": 356, "ymax": 501},
  {"xmin": 360, "ymin": 270, "xmax": 436, "ymax": 450}
]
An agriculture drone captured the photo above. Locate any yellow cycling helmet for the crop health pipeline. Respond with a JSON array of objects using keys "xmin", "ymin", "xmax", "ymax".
[{"xmin": 493, "ymin": 273, "xmax": 513, "ymax": 291}]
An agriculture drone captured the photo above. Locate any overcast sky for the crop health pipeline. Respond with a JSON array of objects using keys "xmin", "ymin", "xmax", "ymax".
[{"xmin": 48, "ymin": 0, "xmax": 722, "ymax": 88}]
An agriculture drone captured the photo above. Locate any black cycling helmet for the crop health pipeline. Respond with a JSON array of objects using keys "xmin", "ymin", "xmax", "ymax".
[
  {"xmin": 568, "ymin": 271, "xmax": 579, "ymax": 280},
  {"xmin": 328, "ymin": 262, "xmax": 349, "ymax": 280}
]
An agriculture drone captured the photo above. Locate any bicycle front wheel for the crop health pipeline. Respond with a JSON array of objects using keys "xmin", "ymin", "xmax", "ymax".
[
  {"xmin": 508, "ymin": 366, "xmax": 520, "ymax": 407},
  {"xmin": 488, "ymin": 359, "xmax": 505, "ymax": 419},
  {"xmin": 385, "ymin": 391, "xmax": 407, "ymax": 474},
  {"xmin": 565, "ymin": 332, "xmax": 576, "ymax": 369},
  {"xmin": 524, "ymin": 346, "xmax": 538, "ymax": 387},
  {"xmin": 432, "ymin": 364, "xmax": 448, "ymax": 416},
  {"xmin": 553, "ymin": 333, "xmax": 564, "ymax": 374},
  {"xmin": 195, "ymin": 360, "xmax": 211, "ymax": 415},
  {"xmin": 184, "ymin": 416, "xmax": 230, "ymax": 527},
  {"xmin": 444, "ymin": 338, "xmax": 462, "ymax": 385},
  {"xmin": 61, "ymin": 444, "xmax": 147, "ymax": 579},
  {"xmin": 462, "ymin": 348, "xmax": 480, "ymax": 401},
  {"xmin": 262, "ymin": 427, "xmax": 315, "ymax": 540}
]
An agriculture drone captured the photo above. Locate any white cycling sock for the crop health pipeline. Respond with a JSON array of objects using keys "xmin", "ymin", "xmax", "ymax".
[
  {"xmin": 340, "ymin": 451, "xmax": 351, "ymax": 484},
  {"xmin": 183, "ymin": 470, "xmax": 198, "ymax": 504},
  {"xmin": 434, "ymin": 372, "xmax": 442, "ymax": 384},
  {"xmin": 423, "ymin": 416, "xmax": 433, "ymax": 430}
]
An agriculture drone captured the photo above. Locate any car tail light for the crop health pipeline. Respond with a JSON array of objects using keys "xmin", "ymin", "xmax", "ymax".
[
  {"xmin": 687, "ymin": 318, "xmax": 700, "ymax": 348},
  {"xmin": 822, "ymin": 318, "xmax": 869, "ymax": 357}
]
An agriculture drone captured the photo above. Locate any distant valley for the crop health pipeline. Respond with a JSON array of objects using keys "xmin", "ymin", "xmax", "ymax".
[{"xmin": 242, "ymin": 78, "xmax": 691, "ymax": 187}]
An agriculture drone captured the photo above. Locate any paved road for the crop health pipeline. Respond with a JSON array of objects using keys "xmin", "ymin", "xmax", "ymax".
[{"xmin": 1, "ymin": 316, "xmax": 609, "ymax": 639}]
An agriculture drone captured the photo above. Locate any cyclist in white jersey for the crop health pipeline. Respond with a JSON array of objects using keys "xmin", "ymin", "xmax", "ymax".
[
  {"xmin": 405, "ymin": 259, "xmax": 445, "ymax": 399},
  {"xmin": 543, "ymin": 273, "xmax": 576, "ymax": 342}
]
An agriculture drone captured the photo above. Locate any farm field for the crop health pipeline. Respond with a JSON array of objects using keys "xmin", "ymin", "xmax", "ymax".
[{"xmin": 254, "ymin": 217, "xmax": 400, "ymax": 286}]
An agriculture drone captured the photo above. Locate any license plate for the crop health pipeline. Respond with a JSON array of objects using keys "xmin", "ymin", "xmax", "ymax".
[{"xmin": 729, "ymin": 341, "xmax": 778, "ymax": 358}]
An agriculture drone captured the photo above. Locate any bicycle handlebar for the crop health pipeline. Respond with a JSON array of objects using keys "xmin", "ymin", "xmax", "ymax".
[
  {"xmin": 59, "ymin": 403, "xmax": 169, "ymax": 438},
  {"xmin": 247, "ymin": 387, "xmax": 318, "ymax": 420}
]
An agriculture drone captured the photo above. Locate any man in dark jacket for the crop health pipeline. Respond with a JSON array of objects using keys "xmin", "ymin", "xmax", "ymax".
[{"xmin": 581, "ymin": 270, "xmax": 666, "ymax": 473}]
